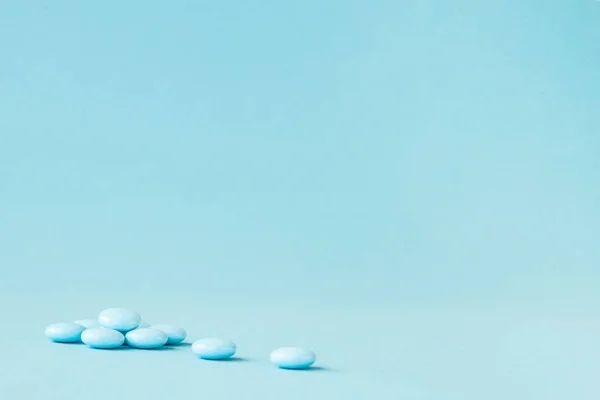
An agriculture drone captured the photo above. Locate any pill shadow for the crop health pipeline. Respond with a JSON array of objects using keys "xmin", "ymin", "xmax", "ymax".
[
  {"xmin": 168, "ymin": 342, "xmax": 192, "ymax": 348},
  {"xmin": 305, "ymin": 366, "xmax": 334, "ymax": 372},
  {"xmin": 91, "ymin": 346, "xmax": 176, "ymax": 351},
  {"xmin": 145, "ymin": 346, "xmax": 177, "ymax": 351},
  {"xmin": 201, "ymin": 357, "xmax": 252, "ymax": 363},
  {"xmin": 90, "ymin": 346, "xmax": 135, "ymax": 351},
  {"xmin": 280, "ymin": 366, "xmax": 336, "ymax": 372},
  {"xmin": 54, "ymin": 341, "xmax": 86, "ymax": 346}
]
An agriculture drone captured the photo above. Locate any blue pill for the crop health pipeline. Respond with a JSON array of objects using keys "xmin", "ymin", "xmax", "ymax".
[
  {"xmin": 192, "ymin": 338, "xmax": 236, "ymax": 360},
  {"xmin": 270, "ymin": 347, "xmax": 316, "ymax": 369},
  {"xmin": 98, "ymin": 308, "xmax": 141, "ymax": 332},
  {"xmin": 125, "ymin": 328, "xmax": 168, "ymax": 349},
  {"xmin": 81, "ymin": 327, "xmax": 125, "ymax": 349},
  {"xmin": 152, "ymin": 324, "xmax": 187, "ymax": 345},
  {"xmin": 45, "ymin": 322, "xmax": 86, "ymax": 343},
  {"xmin": 74, "ymin": 319, "xmax": 101, "ymax": 329}
]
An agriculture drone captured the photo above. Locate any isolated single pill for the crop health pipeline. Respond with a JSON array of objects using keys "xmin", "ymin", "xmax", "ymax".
[
  {"xmin": 125, "ymin": 328, "xmax": 168, "ymax": 349},
  {"xmin": 192, "ymin": 338, "xmax": 236, "ymax": 360},
  {"xmin": 152, "ymin": 324, "xmax": 187, "ymax": 345},
  {"xmin": 45, "ymin": 322, "xmax": 86, "ymax": 343},
  {"xmin": 270, "ymin": 347, "xmax": 316, "ymax": 369},
  {"xmin": 74, "ymin": 319, "xmax": 101, "ymax": 329},
  {"xmin": 81, "ymin": 327, "xmax": 125, "ymax": 349},
  {"xmin": 98, "ymin": 308, "xmax": 141, "ymax": 332}
]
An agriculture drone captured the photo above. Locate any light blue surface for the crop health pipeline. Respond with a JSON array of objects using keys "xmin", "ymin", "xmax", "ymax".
[
  {"xmin": 192, "ymin": 338, "xmax": 237, "ymax": 360},
  {"xmin": 44, "ymin": 323, "xmax": 85, "ymax": 343},
  {"xmin": 270, "ymin": 347, "xmax": 316, "ymax": 369},
  {"xmin": 1, "ymin": 0, "xmax": 599, "ymax": 399},
  {"xmin": 81, "ymin": 327, "xmax": 125, "ymax": 349},
  {"xmin": 152, "ymin": 324, "xmax": 187, "ymax": 345}
]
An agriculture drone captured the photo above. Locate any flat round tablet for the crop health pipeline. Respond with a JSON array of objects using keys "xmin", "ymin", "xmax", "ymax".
[
  {"xmin": 125, "ymin": 328, "xmax": 168, "ymax": 349},
  {"xmin": 152, "ymin": 324, "xmax": 187, "ymax": 345},
  {"xmin": 270, "ymin": 347, "xmax": 316, "ymax": 369},
  {"xmin": 45, "ymin": 322, "xmax": 86, "ymax": 343},
  {"xmin": 98, "ymin": 308, "xmax": 141, "ymax": 332},
  {"xmin": 81, "ymin": 327, "xmax": 125, "ymax": 349},
  {"xmin": 192, "ymin": 338, "xmax": 236, "ymax": 360}
]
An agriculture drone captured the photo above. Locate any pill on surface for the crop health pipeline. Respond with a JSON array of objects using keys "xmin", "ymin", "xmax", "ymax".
[
  {"xmin": 270, "ymin": 347, "xmax": 316, "ymax": 369},
  {"xmin": 98, "ymin": 308, "xmax": 141, "ymax": 332},
  {"xmin": 152, "ymin": 324, "xmax": 187, "ymax": 345},
  {"xmin": 81, "ymin": 327, "xmax": 125, "ymax": 349},
  {"xmin": 192, "ymin": 338, "xmax": 236, "ymax": 360},
  {"xmin": 45, "ymin": 322, "xmax": 86, "ymax": 343},
  {"xmin": 125, "ymin": 328, "xmax": 168, "ymax": 349},
  {"xmin": 74, "ymin": 319, "xmax": 101, "ymax": 329}
]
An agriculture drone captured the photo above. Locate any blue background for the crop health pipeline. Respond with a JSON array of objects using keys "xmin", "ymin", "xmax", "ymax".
[{"xmin": 1, "ymin": 0, "xmax": 599, "ymax": 398}]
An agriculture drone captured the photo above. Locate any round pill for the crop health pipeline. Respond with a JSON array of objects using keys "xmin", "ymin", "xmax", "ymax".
[
  {"xmin": 192, "ymin": 338, "xmax": 236, "ymax": 360},
  {"xmin": 270, "ymin": 347, "xmax": 316, "ymax": 369},
  {"xmin": 152, "ymin": 324, "xmax": 187, "ymax": 345},
  {"xmin": 81, "ymin": 327, "xmax": 125, "ymax": 349},
  {"xmin": 74, "ymin": 319, "xmax": 101, "ymax": 329},
  {"xmin": 45, "ymin": 322, "xmax": 86, "ymax": 343},
  {"xmin": 98, "ymin": 308, "xmax": 141, "ymax": 332},
  {"xmin": 125, "ymin": 328, "xmax": 168, "ymax": 349}
]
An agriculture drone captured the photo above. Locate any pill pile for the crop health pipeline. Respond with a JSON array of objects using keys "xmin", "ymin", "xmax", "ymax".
[{"xmin": 45, "ymin": 307, "xmax": 317, "ymax": 370}]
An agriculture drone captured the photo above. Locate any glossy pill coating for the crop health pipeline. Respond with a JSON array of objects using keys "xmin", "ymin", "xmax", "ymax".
[
  {"xmin": 192, "ymin": 338, "xmax": 236, "ymax": 360},
  {"xmin": 119, "ymin": 321, "xmax": 149, "ymax": 341},
  {"xmin": 125, "ymin": 328, "xmax": 168, "ymax": 349},
  {"xmin": 152, "ymin": 324, "xmax": 187, "ymax": 345},
  {"xmin": 45, "ymin": 322, "xmax": 86, "ymax": 343},
  {"xmin": 270, "ymin": 347, "xmax": 316, "ymax": 369},
  {"xmin": 81, "ymin": 327, "xmax": 125, "ymax": 349},
  {"xmin": 98, "ymin": 308, "xmax": 141, "ymax": 332},
  {"xmin": 74, "ymin": 319, "xmax": 101, "ymax": 329}
]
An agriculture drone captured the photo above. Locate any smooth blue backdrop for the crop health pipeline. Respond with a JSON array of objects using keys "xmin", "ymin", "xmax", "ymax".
[{"xmin": 1, "ymin": 0, "xmax": 599, "ymax": 399}]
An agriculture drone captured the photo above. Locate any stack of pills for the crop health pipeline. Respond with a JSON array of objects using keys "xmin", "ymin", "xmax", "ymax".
[{"xmin": 45, "ymin": 307, "xmax": 317, "ymax": 370}]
